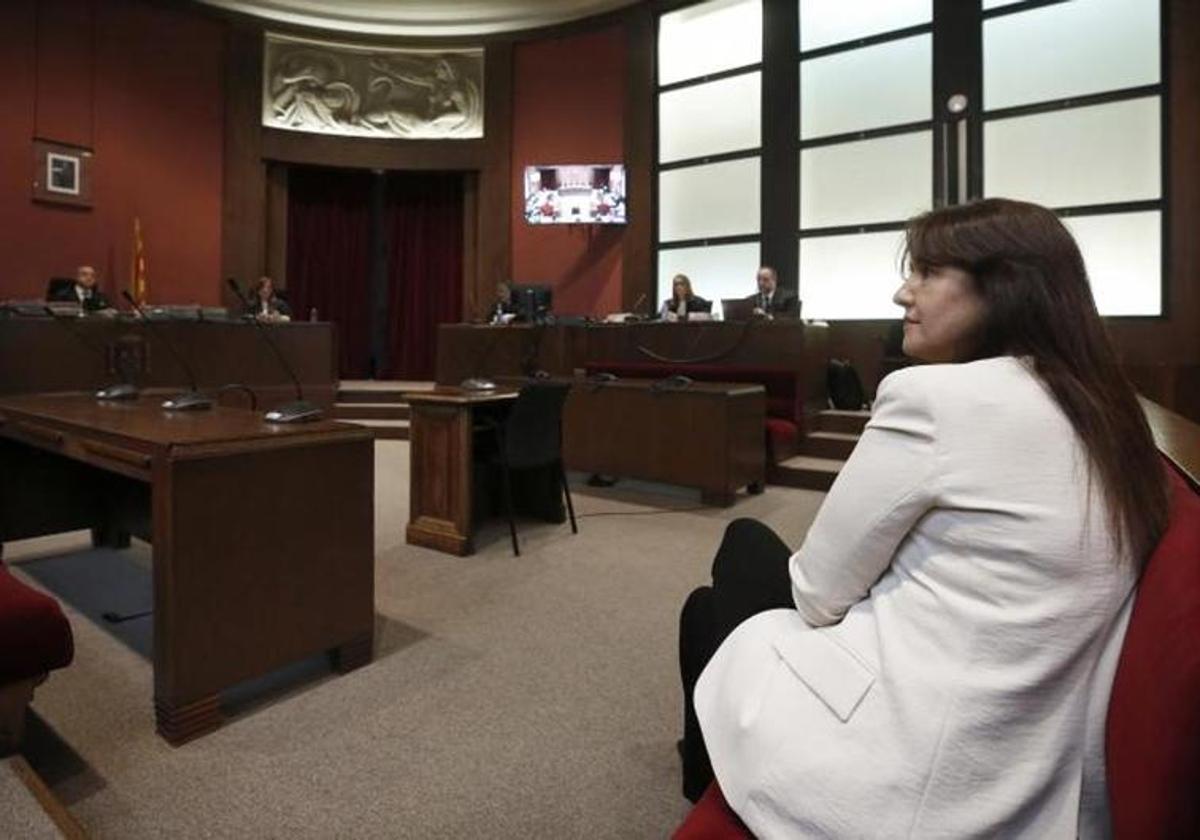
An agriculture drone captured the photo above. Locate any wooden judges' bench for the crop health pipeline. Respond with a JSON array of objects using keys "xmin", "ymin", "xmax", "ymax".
[
  {"xmin": 0, "ymin": 315, "xmax": 339, "ymax": 409},
  {"xmin": 436, "ymin": 320, "xmax": 828, "ymax": 408}
]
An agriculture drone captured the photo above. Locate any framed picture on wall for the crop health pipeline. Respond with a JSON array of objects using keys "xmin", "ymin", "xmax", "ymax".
[{"xmin": 32, "ymin": 139, "xmax": 93, "ymax": 207}]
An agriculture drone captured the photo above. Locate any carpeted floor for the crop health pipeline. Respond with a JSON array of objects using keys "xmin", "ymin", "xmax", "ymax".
[{"xmin": 5, "ymin": 441, "xmax": 823, "ymax": 839}]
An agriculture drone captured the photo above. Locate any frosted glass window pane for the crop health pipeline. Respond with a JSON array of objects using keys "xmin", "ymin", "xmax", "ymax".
[
  {"xmin": 799, "ymin": 0, "xmax": 931, "ymax": 52},
  {"xmin": 984, "ymin": 0, "xmax": 1159, "ymax": 110},
  {"xmin": 801, "ymin": 131, "xmax": 932, "ymax": 229},
  {"xmin": 984, "ymin": 98, "xmax": 1160, "ymax": 208},
  {"xmin": 659, "ymin": 0, "xmax": 762, "ymax": 87},
  {"xmin": 1065, "ymin": 212, "xmax": 1161, "ymax": 316},
  {"xmin": 657, "ymin": 242, "xmax": 761, "ymax": 317},
  {"xmin": 801, "ymin": 35, "xmax": 930, "ymax": 139},
  {"xmin": 660, "ymin": 73, "xmax": 761, "ymax": 163},
  {"xmin": 659, "ymin": 158, "xmax": 760, "ymax": 242},
  {"xmin": 800, "ymin": 231, "xmax": 906, "ymax": 320}
]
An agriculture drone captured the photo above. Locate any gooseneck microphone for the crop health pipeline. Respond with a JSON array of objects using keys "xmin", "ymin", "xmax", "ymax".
[
  {"xmin": 41, "ymin": 306, "xmax": 139, "ymax": 401},
  {"xmin": 121, "ymin": 290, "xmax": 213, "ymax": 411},
  {"xmin": 226, "ymin": 277, "xmax": 321, "ymax": 423}
]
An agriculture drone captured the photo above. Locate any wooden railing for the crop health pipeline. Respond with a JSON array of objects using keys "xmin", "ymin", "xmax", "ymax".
[{"xmin": 1140, "ymin": 397, "xmax": 1200, "ymax": 491}]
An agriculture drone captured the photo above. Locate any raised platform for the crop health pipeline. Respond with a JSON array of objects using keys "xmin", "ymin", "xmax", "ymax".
[{"xmin": 335, "ymin": 381, "xmax": 432, "ymax": 440}]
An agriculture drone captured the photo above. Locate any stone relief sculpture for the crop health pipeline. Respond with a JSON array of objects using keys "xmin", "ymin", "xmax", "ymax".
[{"xmin": 263, "ymin": 34, "xmax": 483, "ymax": 139}]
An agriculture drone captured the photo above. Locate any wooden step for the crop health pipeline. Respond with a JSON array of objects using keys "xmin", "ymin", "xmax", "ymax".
[
  {"xmin": 816, "ymin": 409, "xmax": 870, "ymax": 435},
  {"xmin": 336, "ymin": 388, "xmax": 412, "ymax": 404},
  {"xmin": 336, "ymin": 380, "xmax": 433, "ymax": 404},
  {"xmin": 769, "ymin": 454, "xmax": 844, "ymax": 492},
  {"xmin": 801, "ymin": 430, "xmax": 859, "ymax": 460},
  {"xmin": 333, "ymin": 403, "xmax": 411, "ymax": 421},
  {"xmin": 342, "ymin": 418, "xmax": 409, "ymax": 440}
]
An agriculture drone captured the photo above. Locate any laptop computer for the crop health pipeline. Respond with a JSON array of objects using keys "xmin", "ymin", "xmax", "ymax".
[{"xmin": 720, "ymin": 297, "xmax": 755, "ymax": 321}]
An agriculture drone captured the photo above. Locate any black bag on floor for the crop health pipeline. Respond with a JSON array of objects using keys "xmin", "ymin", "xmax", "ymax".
[{"xmin": 826, "ymin": 359, "xmax": 866, "ymax": 410}]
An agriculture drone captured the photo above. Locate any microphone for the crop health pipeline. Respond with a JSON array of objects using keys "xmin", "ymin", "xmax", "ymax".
[
  {"xmin": 631, "ymin": 293, "xmax": 647, "ymax": 314},
  {"xmin": 41, "ymin": 306, "xmax": 138, "ymax": 401},
  {"xmin": 121, "ymin": 290, "xmax": 213, "ymax": 411},
  {"xmin": 226, "ymin": 277, "xmax": 321, "ymax": 423}
]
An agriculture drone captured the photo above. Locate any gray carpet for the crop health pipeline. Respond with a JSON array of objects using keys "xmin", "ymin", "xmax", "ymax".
[{"xmin": 5, "ymin": 441, "xmax": 823, "ymax": 839}]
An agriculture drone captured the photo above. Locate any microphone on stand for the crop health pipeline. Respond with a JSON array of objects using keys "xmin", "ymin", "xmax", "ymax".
[
  {"xmin": 627, "ymin": 292, "xmax": 648, "ymax": 322},
  {"xmin": 225, "ymin": 277, "xmax": 321, "ymax": 423},
  {"xmin": 121, "ymin": 290, "xmax": 213, "ymax": 411},
  {"xmin": 42, "ymin": 306, "xmax": 139, "ymax": 401}
]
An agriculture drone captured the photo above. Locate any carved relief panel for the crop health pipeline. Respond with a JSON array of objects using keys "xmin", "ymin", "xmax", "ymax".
[{"xmin": 262, "ymin": 33, "xmax": 484, "ymax": 140}]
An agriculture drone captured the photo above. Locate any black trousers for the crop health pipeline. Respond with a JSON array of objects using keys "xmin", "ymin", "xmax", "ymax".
[{"xmin": 678, "ymin": 518, "xmax": 794, "ymax": 802}]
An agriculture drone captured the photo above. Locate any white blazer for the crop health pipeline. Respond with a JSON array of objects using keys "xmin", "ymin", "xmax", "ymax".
[{"xmin": 696, "ymin": 356, "xmax": 1136, "ymax": 839}]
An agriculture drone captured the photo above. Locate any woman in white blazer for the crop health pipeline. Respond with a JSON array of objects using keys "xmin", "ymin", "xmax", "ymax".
[{"xmin": 678, "ymin": 198, "xmax": 1169, "ymax": 838}]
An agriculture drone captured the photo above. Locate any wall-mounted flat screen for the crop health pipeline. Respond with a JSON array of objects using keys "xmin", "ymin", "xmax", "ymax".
[{"xmin": 523, "ymin": 164, "xmax": 626, "ymax": 225}]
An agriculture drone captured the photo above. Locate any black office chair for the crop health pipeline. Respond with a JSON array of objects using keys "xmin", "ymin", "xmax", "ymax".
[
  {"xmin": 46, "ymin": 277, "xmax": 75, "ymax": 301},
  {"xmin": 479, "ymin": 381, "xmax": 577, "ymax": 556}
]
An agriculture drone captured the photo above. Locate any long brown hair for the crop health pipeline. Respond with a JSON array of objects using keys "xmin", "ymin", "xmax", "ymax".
[
  {"xmin": 903, "ymin": 198, "xmax": 1168, "ymax": 568},
  {"xmin": 671, "ymin": 274, "xmax": 694, "ymax": 302}
]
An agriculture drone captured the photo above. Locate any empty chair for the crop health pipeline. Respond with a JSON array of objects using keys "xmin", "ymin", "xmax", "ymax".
[{"xmin": 478, "ymin": 381, "xmax": 577, "ymax": 556}]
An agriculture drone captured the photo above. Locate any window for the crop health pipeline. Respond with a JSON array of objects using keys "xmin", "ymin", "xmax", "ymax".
[{"xmin": 656, "ymin": 0, "xmax": 763, "ymax": 312}]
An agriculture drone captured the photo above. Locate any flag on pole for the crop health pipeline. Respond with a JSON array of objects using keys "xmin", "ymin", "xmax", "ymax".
[{"xmin": 132, "ymin": 217, "xmax": 148, "ymax": 305}]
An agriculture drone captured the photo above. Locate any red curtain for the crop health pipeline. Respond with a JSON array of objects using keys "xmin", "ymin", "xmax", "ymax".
[
  {"xmin": 382, "ymin": 172, "xmax": 463, "ymax": 380},
  {"xmin": 286, "ymin": 167, "xmax": 374, "ymax": 379}
]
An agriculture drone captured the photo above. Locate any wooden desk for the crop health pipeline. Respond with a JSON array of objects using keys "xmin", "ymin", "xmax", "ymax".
[
  {"xmin": 0, "ymin": 394, "xmax": 374, "ymax": 744},
  {"xmin": 404, "ymin": 387, "xmax": 518, "ymax": 556},
  {"xmin": 562, "ymin": 379, "xmax": 766, "ymax": 506},
  {"xmin": 0, "ymin": 316, "xmax": 339, "ymax": 409}
]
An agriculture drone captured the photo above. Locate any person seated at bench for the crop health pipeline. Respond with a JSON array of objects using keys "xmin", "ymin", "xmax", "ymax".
[
  {"xmin": 245, "ymin": 275, "xmax": 291, "ymax": 322},
  {"xmin": 658, "ymin": 274, "xmax": 711, "ymax": 322},
  {"xmin": 676, "ymin": 198, "xmax": 1169, "ymax": 836},
  {"xmin": 46, "ymin": 265, "xmax": 113, "ymax": 313},
  {"xmin": 745, "ymin": 265, "xmax": 798, "ymax": 319}
]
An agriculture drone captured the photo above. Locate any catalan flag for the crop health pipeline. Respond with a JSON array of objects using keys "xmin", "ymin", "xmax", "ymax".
[{"xmin": 131, "ymin": 217, "xmax": 148, "ymax": 305}]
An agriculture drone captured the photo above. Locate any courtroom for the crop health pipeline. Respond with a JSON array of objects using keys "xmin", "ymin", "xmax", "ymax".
[{"xmin": 1, "ymin": 0, "xmax": 1197, "ymax": 838}]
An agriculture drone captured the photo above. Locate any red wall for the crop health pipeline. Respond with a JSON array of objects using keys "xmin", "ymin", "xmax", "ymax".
[
  {"xmin": 511, "ymin": 27, "xmax": 626, "ymax": 316},
  {"xmin": 0, "ymin": 0, "xmax": 224, "ymax": 305}
]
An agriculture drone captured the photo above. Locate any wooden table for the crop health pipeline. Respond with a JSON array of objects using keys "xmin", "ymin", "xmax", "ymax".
[
  {"xmin": 0, "ymin": 393, "xmax": 374, "ymax": 745},
  {"xmin": 404, "ymin": 386, "xmax": 519, "ymax": 556},
  {"xmin": 562, "ymin": 379, "xmax": 766, "ymax": 506}
]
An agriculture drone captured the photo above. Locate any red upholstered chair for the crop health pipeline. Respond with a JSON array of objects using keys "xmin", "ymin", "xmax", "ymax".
[
  {"xmin": 0, "ymin": 564, "xmax": 74, "ymax": 755},
  {"xmin": 672, "ymin": 782, "xmax": 752, "ymax": 840},
  {"xmin": 1106, "ymin": 464, "xmax": 1200, "ymax": 838}
]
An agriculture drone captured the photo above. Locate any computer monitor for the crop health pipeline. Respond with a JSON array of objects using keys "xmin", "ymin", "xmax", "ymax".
[{"xmin": 509, "ymin": 284, "xmax": 553, "ymax": 323}]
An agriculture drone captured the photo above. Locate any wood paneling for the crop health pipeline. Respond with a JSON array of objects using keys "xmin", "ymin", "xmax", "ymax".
[
  {"xmin": 265, "ymin": 161, "xmax": 288, "ymax": 285},
  {"xmin": 622, "ymin": 4, "xmax": 654, "ymax": 310},
  {"xmin": 221, "ymin": 22, "xmax": 266, "ymax": 305},
  {"xmin": 33, "ymin": 0, "xmax": 95, "ymax": 148},
  {"xmin": 479, "ymin": 41, "xmax": 514, "ymax": 311}
]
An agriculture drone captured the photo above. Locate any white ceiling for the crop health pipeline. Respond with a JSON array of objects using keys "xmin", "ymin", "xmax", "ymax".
[{"xmin": 196, "ymin": 0, "xmax": 643, "ymax": 37}]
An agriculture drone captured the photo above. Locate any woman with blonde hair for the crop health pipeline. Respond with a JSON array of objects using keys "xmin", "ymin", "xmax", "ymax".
[{"xmin": 659, "ymin": 274, "xmax": 711, "ymax": 322}]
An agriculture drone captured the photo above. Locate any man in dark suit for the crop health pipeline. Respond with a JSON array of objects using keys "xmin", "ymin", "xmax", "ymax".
[
  {"xmin": 48, "ymin": 265, "xmax": 112, "ymax": 312},
  {"xmin": 746, "ymin": 266, "xmax": 800, "ymax": 319}
]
